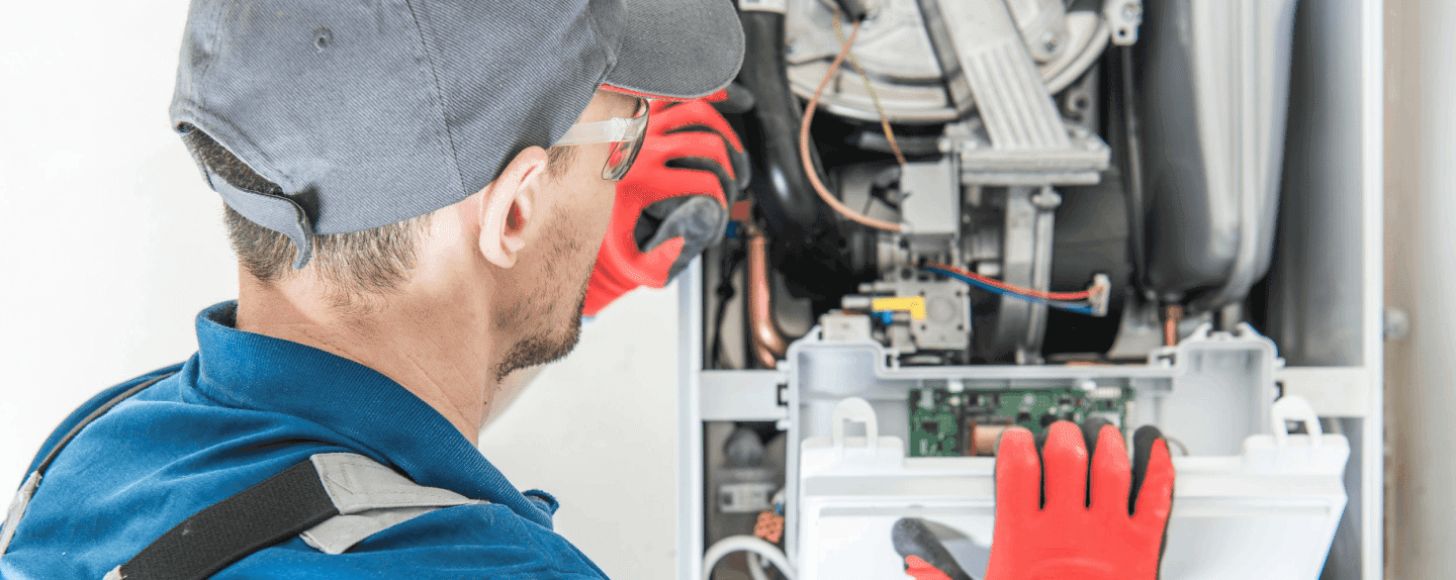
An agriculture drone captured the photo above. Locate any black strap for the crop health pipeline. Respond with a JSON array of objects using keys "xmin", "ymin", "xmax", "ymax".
[
  {"xmin": 115, "ymin": 459, "xmax": 339, "ymax": 580},
  {"xmin": 15, "ymin": 373, "xmax": 364, "ymax": 578}
]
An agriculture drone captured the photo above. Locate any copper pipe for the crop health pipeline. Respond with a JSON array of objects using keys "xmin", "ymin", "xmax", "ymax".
[
  {"xmin": 798, "ymin": 20, "xmax": 904, "ymax": 234},
  {"xmin": 1162, "ymin": 304, "xmax": 1184, "ymax": 347},
  {"xmin": 747, "ymin": 231, "xmax": 788, "ymax": 369}
]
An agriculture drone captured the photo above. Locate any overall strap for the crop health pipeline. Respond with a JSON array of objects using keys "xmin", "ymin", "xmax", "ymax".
[
  {"xmin": 0, "ymin": 373, "xmax": 174, "ymax": 556},
  {"xmin": 105, "ymin": 453, "xmax": 483, "ymax": 580},
  {"xmin": 0, "ymin": 372, "xmax": 482, "ymax": 579}
]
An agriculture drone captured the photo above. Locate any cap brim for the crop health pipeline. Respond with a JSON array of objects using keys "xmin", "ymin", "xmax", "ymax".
[{"xmin": 602, "ymin": 0, "xmax": 745, "ymax": 100}]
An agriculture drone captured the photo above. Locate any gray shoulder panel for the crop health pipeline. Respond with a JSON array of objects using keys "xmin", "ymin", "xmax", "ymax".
[
  {"xmin": 300, "ymin": 453, "xmax": 485, "ymax": 555},
  {"xmin": 0, "ymin": 471, "xmax": 41, "ymax": 556}
]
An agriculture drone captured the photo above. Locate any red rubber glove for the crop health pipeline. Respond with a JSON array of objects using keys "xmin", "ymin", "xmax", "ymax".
[
  {"xmin": 905, "ymin": 556, "xmax": 957, "ymax": 580},
  {"xmin": 583, "ymin": 97, "xmax": 747, "ymax": 316},
  {"xmin": 892, "ymin": 517, "xmax": 973, "ymax": 580},
  {"xmin": 985, "ymin": 421, "xmax": 1175, "ymax": 580}
]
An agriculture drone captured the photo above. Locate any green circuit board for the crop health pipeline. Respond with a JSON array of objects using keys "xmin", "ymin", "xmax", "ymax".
[{"xmin": 908, "ymin": 386, "xmax": 1131, "ymax": 457}]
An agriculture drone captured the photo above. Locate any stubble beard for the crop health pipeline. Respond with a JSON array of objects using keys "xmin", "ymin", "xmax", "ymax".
[{"xmin": 492, "ymin": 218, "xmax": 596, "ymax": 382}]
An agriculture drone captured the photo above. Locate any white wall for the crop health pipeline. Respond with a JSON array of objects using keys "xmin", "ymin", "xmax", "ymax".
[
  {"xmin": 1384, "ymin": 0, "xmax": 1456, "ymax": 577},
  {"xmin": 0, "ymin": 2, "xmax": 235, "ymax": 487},
  {"xmin": 0, "ymin": 4, "xmax": 679, "ymax": 578}
]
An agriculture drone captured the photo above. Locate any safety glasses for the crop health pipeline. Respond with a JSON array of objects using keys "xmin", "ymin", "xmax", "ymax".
[{"xmin": 554, "ymin": 97, "xmax": 650, "ymax": 181}]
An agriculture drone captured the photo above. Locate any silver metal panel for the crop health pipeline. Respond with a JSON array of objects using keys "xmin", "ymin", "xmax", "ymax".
[
  {"xmin": 677, "ymin": 259, "xmax": 705, "ymax": 580},
  {"xmin": 1268, "ymin": 1, "xmax": 1383, "ymax": 577},
  {"xmin": 700, "ymin": 370, "xmax": 788, "ymax": 422},
  {"xmin": 1269, "ymin": 2, "xmax": 1370, "ymax": 368},
  {"xmin": 1279, "ymin": 367, "xmax": 1376, "ymax": 418},
  {"xmin": 1134, "ymin": 0, "xmax": 1299, "ymax": 310},
  {"xmin": 919, "ymin": 0, "xmax": 1069, "ymax": 150},
  {"xmin": 898, "ymin": 158, "xmax": 960, "ymax": 238}
]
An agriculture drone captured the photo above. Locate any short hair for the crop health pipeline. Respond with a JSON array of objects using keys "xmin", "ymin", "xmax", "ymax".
[{"xmin": 181, "ymin": 128, "xmax": 576, "ymax": 300}]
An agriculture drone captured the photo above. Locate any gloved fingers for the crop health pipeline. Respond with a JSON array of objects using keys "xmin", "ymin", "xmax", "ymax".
[
  {"xmin": 663, "ymin": 117, "xmax": 745, "ymax": 154},
  {"xmin": 644, "ymin": 98, "xmax": 749, "ymax": 191},
  {"xmin": 1131, "ymin": 425, "xmax": 1175, "ymax": 525},
  {"xmin": 665, "ymin": 156, "xmax": 738, "ymax": 207},
  {"xmin": 630, "ymin": 236, "xmax": 685, "ymax": 289},
  {"xmin": 600, "ymin": 208, "xmax": 683, "ymax": 286},
  {"xmin": 638, "ymin": 196, "xmax": 727, "ymax": 280},
  {"xmin": 594, "ymin": 221, "xmax": 655, "ymax": 287},
  {"xmin": 651, "ymin": 100, "xmax": 746, "ymax": 152},
  {"xmin": 583, "ymin": 236, "xmax": 641, "ymax": 317},
  {"xmin": 640, "ymin": 196, "xmax": 727, "ymax": 249},
  {"xmin": 663, "ymin": 129, "xmax": 750, "ymax": 193},
  {"xmin": 632, "ymin": 132, "xmax": 732, "ymax": 177},
  {"xmin": 903, "ymin": 556, "xmax": 955, "ymax": 580},
  {"xmin": 1087, "ymin": 423, "xmax": 1133, "ymax": 515},
  {"xmin": 1079, "ymin": 417, "xmax": 1113, "ymax": 453},
  {"xmin": 585, "ymin": 208, "xmax": 682, "ymax": 309},
  {"xmin": 891, "ymin": 518, "xmax": 973, "ymax": 580},
  {"xmin": 636, "ymin": 131, "xmax": 738, "ymax": 187},
  {"xmin": 1040, "ymin": 421, "xmax": 1089, "ymax": 511},
  {"xmin": 993, "ymin": 427, "xmax": 1040, "ymax": 516},
  {"xmin": 594, "ymin": 231, "xmax": 681, "ymax": 293},
  {"xmin": 626, "ymin": 165, "xmax": 730, "ymax": 214}
]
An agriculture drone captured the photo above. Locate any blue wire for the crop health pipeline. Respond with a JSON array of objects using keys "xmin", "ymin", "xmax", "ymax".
[{"xmin": 924, "ymin": 267, "xmax": 1097, "ymax": 316}]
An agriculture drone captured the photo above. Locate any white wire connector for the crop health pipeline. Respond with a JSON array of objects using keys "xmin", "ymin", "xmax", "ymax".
[{"xmin": 1089, "ymin": 273, "xmax": 1113, "ymax": 317}]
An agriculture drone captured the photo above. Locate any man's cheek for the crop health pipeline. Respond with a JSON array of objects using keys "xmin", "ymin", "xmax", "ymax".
[{"xmin": 593, "ymin": 184, "xmax": 617, "ymax": 240}]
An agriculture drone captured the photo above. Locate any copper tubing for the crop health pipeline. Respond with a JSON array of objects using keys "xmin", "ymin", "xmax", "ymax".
[
  {"xmin": 1162, "ymin": 304, "xmax": 1184, "ymax": 347},
  {"xmin": 747, "ymin": 231, "xmax": 788, "ymax": 369},
  {"xmin": 798, "ymin": 20, "xmax": 905, "ymax": 234}
]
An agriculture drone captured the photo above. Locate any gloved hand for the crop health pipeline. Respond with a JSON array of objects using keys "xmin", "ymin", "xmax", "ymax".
[
  {"xmin": 985, "ymin": 421, "xmax": 1175, "ymax": 580},
  {"xmin": 582, "ymin": 97, "xmax": 748, "ymax": 316},
  {"xmin": 892, "ymin": 420, "xmax": 1173, "ymax": 580},
  {"xmin": 892, "ymin": 518, "xmax": 974, "ymax": 580}
]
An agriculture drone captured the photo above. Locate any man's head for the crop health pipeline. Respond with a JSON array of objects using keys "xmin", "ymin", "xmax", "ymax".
[
  {"xmin": 168, "ymin": 0, "xmax": 740, "ymax": 390},
  {"xmin": 184, "ymin": 90, "xmax": 639, "ymax": 379}
]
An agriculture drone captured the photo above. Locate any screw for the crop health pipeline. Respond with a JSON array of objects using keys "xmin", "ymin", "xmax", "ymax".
[{"xmin": 1040, "ymin": 31, "xmax": 1061, "ymax": 55}]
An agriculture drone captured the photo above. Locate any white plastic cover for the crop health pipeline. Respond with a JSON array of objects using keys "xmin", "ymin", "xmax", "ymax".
[{"xmin": 797, "ymin": 397, "xmax": 1348, "ymax": 580}]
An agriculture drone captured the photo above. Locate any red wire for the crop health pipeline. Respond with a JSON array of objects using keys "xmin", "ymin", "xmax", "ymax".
[{"xmin": 926, "ymin": 262, "xmax": 1094, "ymax": 301}]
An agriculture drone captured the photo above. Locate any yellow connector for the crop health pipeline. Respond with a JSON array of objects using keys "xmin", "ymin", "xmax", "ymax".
[{"xmin": 871, "ymin": 296, "xmax": 927, "ymax": 321}]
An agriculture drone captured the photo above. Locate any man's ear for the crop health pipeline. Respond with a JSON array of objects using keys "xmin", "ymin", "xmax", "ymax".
[{"xmin": 478, "ymin": 146, "xmax": 549, "ymax": 268}]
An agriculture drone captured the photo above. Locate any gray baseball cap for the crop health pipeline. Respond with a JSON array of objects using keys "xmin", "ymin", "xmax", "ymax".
[{"xmin": 170, "ymin": 0, "xmax": 744, "ymax": 268}]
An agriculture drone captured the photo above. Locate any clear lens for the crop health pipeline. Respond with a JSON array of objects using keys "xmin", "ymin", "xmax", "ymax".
[{"xmin": 602, "ymin": 99, "xmax": 650, "ymax": 181}]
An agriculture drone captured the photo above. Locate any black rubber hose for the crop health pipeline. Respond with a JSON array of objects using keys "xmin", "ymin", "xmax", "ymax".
[
  {"xmin": 1117, "ymin": 46, "xmax": 1149, "ymax": 294},
  {"xmin": 736, "ymin": 10, "xmax": 835, "ymax": 247}
]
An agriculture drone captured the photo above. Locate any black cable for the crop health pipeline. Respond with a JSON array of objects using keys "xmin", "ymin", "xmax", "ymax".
[
  {"xmin": 711, "ymin": 240, "xmax": 745, "ymax": 369},
  {"xmin": 1117, "ymin": 46, "xmax": 1149, "ymax": 290}
]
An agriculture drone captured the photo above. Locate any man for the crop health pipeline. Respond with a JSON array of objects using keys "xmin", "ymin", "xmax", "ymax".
[{"xmin": 0, "ymin": 0, "xmax": 744, "ymax": 577}]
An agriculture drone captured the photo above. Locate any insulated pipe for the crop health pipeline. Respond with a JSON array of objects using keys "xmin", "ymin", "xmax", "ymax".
[
  {"xmin": 737, "ymin": 10, "xmax": 834, "ymax": 246},
  {"xmin": 747, "ymin": 230, "xmax": 788, "ymax": 369}
]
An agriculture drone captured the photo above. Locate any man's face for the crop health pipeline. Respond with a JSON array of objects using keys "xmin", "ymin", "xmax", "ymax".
[{"xmin": 491, "ymin": 91, "xmax": 636, "ymax": 379}]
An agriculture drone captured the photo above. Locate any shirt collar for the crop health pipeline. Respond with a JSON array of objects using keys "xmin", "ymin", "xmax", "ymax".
[{"xmin": 191, "ymin": 301, "xmax": 552, "ymax": 529}]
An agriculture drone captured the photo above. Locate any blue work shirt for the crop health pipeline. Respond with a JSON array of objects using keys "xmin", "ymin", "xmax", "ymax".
[{"xmin": 0, "ymin": 302, "xmax": 607, "ymax": 578}]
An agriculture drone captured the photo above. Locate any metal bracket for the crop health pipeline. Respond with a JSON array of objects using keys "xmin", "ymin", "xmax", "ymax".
[{"xmin": 918, "ymin": 0, "xmax": 1110, "ymax": 185}]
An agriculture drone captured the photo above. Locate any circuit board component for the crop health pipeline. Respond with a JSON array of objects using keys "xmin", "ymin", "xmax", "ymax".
[{"xmin": 908, "ymin": 386, "xmax": 1132, "ymax": 457}]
